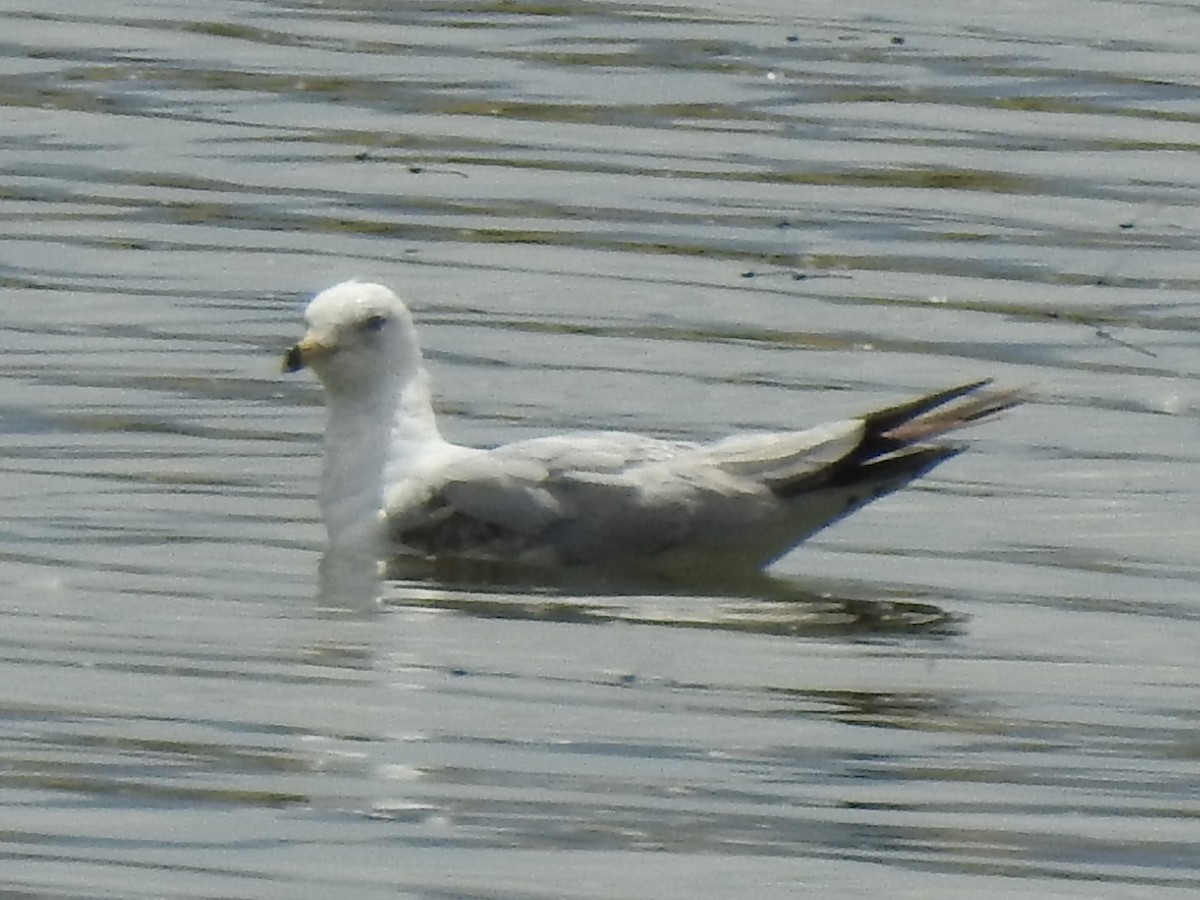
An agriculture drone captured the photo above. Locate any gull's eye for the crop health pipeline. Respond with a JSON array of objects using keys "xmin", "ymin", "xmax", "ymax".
[{"xmin": 362, "ymin": 314, "xmax": 388, "ymax": 333}]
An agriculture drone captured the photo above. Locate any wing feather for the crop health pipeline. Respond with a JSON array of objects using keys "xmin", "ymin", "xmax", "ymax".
[
  {"xmin": 379, "ymin": 381, "xmax": 1019, "ymax": 568},
  {"xmin": 383, "ymin": 432, "xmax": 786, "ymax": 564}
]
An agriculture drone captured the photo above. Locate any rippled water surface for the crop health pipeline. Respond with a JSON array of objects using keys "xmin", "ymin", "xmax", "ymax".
[{"xmin": 3, "ymin": 0, "xmax": 1199, "ymax": 896}]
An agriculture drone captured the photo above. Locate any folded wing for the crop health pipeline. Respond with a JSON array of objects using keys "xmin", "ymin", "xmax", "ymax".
[{"xmin": 382, "ymin": 381, "xmax": 1021, "ymax": 570}]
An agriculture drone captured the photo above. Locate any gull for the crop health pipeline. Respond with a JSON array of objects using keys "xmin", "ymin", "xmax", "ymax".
[{"xmin": 283, "ymin": 280, "xmax": 1020, "ymax": 577}]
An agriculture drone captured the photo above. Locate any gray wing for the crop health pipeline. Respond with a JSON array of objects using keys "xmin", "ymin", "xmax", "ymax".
[
  {"xmin": 381, "ymin": 424, "xmax": 864, "ymax": 566},
  {"xmin": 381, "ymin": 379, "xmax": 1021, "ymax": 570}
]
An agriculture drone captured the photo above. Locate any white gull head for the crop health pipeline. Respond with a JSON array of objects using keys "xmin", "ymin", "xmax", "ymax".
[
  {"xmin": 284, "ymin": 280, "xmax": 421, "ymax": 396},
  {"xmin": 284, "ymin": 280, "xmax": 458, "ymax": 549}
]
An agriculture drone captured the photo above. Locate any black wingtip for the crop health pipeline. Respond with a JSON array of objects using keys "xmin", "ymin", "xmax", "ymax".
[
  {"xmin": 839, "ymin": 379, "xmax": 1025, "ymax": 471},
  {"xmin": 881, "ymin": 384, "xmax": 1027, "ymax": 444},
  {"xmin": 862, "ymin": 379, "xmax": 993, "ymax": 436},
  {"xmin": 827, "ymin": 443, "xmax": 963, "ymax": 492}
]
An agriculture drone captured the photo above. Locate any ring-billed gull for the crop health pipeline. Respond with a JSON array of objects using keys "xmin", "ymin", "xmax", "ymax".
[{"xmin": 284, "ymin": 280, "xmax": 1021, "ymax": 575}]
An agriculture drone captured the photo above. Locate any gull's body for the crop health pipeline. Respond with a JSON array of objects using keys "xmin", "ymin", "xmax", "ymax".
[{"xmin": 285, "ymin": 281, "xmax": 1020, "ymax": 575}]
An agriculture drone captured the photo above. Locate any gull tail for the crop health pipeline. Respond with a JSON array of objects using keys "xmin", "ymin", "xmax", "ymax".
[{"xmin": 775, "ymin": 380, "xmax": 1025, "ymax": 507}]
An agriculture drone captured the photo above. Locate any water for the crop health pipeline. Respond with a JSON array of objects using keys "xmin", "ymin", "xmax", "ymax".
[{"xmin": 2, "ymin": 0, "xmax": 1199, "ymax": 896}]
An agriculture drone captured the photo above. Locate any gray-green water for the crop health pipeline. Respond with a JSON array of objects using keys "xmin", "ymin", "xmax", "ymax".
[{"xmin": 2, "ymin": 1, "xmax": 1198, "ymax": 896}]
